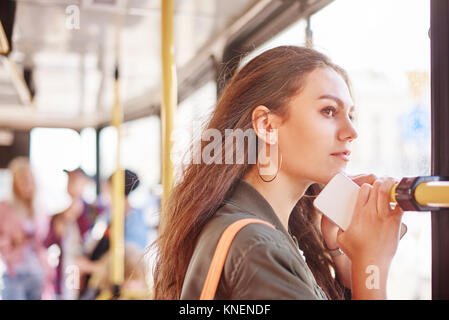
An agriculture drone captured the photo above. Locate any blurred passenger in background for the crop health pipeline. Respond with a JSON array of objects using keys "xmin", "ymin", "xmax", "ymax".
[
  {"xmin": 77, "ymin": 169, "xmax": 150, "ymax": 299},
  {"xmin": 44, "ymin": 167, "xmax": 106, "ymax": 299},
  {"xmin": 0, "ymin": 157, "xmax": 54, "ymax": 300},
  {"xmin": 118, "ymin": 169, "xmax": 148, "ymax": 250},
  {"xmin": 81, "ymin": 242, "xmax": 150, "ymax": 300}
]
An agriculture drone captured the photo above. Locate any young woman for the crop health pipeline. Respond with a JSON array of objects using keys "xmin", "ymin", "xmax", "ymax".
[
  {"xmin": 153, "ymin": 46, "xmax": 404, "ymax": 300},
  {"xmin": 0, "ymin": 157, "xmax": 53, "ymax": 299}
]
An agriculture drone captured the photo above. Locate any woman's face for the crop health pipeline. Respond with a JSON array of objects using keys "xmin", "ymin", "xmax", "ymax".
[
  {"xmin": 13, "ymin": 167, "xmax": 35, "ymax": 201},
  {"xmin": 278, "ymin": 67, "xmax": 358, "ymax": 185}
]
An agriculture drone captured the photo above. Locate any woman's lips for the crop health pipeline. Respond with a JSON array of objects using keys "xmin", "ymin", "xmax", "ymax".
[{"xmin": 331, "ymin": 152, "xmax": 350, "ymax": 162}]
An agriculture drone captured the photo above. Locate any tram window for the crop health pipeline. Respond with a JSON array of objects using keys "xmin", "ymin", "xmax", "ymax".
[
  {"xmin": 79, "ymin": 127, "xmax": 97, "ymax": 179},
  {"xmin": 99, "ymin": 116, "xmax": 161, "ymax": 210},
  {"xmin": 172, "ymin": 80, "xmax": 217, "ymax": 179},
  {"xmin": 239, "ymin": 0, "xmax": 430, "ymax": 299},
  {"xmin": 98, "ymin": 126, "xmax": 117, "ymax": 180},
  {"xmin": 29, "ymin": 128, "xmax": 97, "ymax": 213},
  {"xmin": 312, "ymin": 0, "xmax": 431, "ymax": 299}
]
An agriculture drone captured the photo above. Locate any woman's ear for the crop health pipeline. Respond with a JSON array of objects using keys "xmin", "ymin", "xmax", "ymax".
[{"xmin": 251, "ymin": 105, "xmax": 281, "ymax": 145}]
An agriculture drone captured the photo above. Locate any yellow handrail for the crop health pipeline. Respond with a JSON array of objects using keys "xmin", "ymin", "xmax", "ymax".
[
  {"xmin": 110, "ymin": 67, "xmax": 125, "ymax": 296},
  {"xmin": 415, "ymin": 183, "xmax": 449, "ymax": 207},
  {"xmin": 160, "ymin": 0, "xmax": 177, "ymax": 227},
  {"xmin": 390, "ymin": 180, "xmax": 449, "ymax": 208}
]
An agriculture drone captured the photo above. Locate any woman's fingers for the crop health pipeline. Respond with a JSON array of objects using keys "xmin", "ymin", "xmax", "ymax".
[
  {"xmin": 357, "ymin": 183, "xmax": 372, "ymax": 208},
  {"xmin": 339, "ymin": 176, "xmax": 405, "ymax": 265},
  {"xmin": 352, "ymin": 183, "xmax": 372, "ymax": 221},
  {"xmin": 356, "ymin": 176, "xmax": 401, "ymax": 219},
  {"xmin": 368, "ymin": 179, "xmax": 382, "ymax": 212},
  {"xmin": 376, "ymin": 178, "xmax": 397, "ymax": 218}
]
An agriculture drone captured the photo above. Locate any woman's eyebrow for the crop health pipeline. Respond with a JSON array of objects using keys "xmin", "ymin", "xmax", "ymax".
[{"xmin": 318, "ymin": 94, "xmax": 355, "ymax": 112}]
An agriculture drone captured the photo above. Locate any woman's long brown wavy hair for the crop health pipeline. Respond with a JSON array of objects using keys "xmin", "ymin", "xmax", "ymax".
[{"xmin": 152, "ymin": 46, "xmax": 352, "ymax": 300}]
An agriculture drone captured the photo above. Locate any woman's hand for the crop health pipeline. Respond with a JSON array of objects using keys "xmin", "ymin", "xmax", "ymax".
[
  {"xmin": 75, "ymin": 255, "xmax": 100, "ymax": 274},
  {"xmin": 319, "ymin": 174, "xmax": 378, "ymax": 289},
  {"xmin": 337, "ymin": 177, "xmax": 403, "ymax": 264},
  {"xmin": 320, "ymin": 173, "xmax": 377, "ymax": 249},
  {"xmin": 336, "ymin": 177, "xmax": 404, "ymax": 299}
]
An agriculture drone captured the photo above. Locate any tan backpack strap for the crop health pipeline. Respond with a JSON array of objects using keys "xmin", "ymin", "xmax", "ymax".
[{"xmin": 199, "ymin": 218, "xmax": 275, "ymax": 300}]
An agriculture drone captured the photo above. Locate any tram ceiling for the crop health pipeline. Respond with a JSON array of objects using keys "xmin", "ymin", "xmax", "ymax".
[{"xmin": 0, "ymin": 0, "xmax": 333, "ymax": 131}]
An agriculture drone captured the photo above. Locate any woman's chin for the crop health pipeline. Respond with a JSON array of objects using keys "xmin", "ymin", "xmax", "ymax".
[{"xmin": 315, "ymin": 170, "xmax": 344, "ymax": 185}]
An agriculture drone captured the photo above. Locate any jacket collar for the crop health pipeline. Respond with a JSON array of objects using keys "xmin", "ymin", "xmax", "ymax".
[{"xmin": 223, "ymin": 178, "xmax": 290, "ymax": 236}]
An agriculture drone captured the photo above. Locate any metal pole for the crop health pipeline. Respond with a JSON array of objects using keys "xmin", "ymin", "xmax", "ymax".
[
  {"xmin": 305, "ymin": 16, "xmax": 313, "ymax": 48},
  {"xmin": 160, "ymin": 0, "xmax": 176, "ymax": 229},
  {"xmin": 430, "ymin": 0, "xmax": 449, "ymax": 300},
  {"xmin": 110, "ymin": 66, "xmax": 125, "ymax": 298},
  {"xmin": 95, "ymin": 127, "xmax": 102, "ymax": 196}
]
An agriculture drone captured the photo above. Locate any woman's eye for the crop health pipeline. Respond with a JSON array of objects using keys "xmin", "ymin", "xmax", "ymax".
[{"xmin": 322, "ymin": 106, "xmax": 337, "ymax": 117}]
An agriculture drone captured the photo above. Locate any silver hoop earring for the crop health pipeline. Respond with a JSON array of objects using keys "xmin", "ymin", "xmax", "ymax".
[{"xmin": 256, "ymin": 150, "xmax": 283, "ymax": 183}]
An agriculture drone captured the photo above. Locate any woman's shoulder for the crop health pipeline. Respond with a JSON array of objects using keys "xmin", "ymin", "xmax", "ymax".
[
  {"xmin": 206, "ymin": 206, "xmax": 324, "ymax": 299},
  {"xmin": 181, "ymin": 206, "xmax": 287, "ymax": 299},
  {"xmin": 202, "ymin": 204, "xmax": 285, "ymax": 248},
  {"xmin": 215, "ymin": 211, "xmax": 296, "ymax": 274},
  {"xmin": 203, "ymin": 204, "xmax": 301, "ymax": 277},
  {"xmin": 182, "ymin": 203, "xmax": 326, "ymax": 299}
]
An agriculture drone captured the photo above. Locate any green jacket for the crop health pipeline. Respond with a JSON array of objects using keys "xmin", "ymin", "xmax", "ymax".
[{"xmin": 180, "ymin": 179, "xmax": 328, "ymax": 300}]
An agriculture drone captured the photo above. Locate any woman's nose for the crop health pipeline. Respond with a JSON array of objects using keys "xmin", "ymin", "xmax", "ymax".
[{"xmin": 339, "ymin": 118, "xmax": 358, "ymax": 142}]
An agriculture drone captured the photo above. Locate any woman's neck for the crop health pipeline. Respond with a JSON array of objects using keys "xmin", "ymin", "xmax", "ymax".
[{"xmin": 242, "ymin": 166, "xmax": 312, "ymax": 231}]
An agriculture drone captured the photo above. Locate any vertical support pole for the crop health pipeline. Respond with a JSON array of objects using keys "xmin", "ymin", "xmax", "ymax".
[
  {"xmin": 305, "ymin": 16, "xmax": 313, "ymax": 48},
  {"xmin": 430, "ymin": 0, "xmax": 449, "ymax": 300},
  {"xmin": 110, "ymin": 66, "xmax": 125, "ymax": 298},
  {"xmin": 95, "ymin": 127, "xmax": 102, "ymax": 196},
  {"xmin": 160, "ymin": 0, "xmax": 177, "ymax": 229}
]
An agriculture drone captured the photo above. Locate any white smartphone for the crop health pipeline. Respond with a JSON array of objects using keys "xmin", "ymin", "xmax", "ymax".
[
  {"xmin": 313, "ymin": 172, "xmax": 407, "ymax": 238},
  {"xmin": 313, "ymin": 172, "xmax": 359, "ymax": 231}
]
